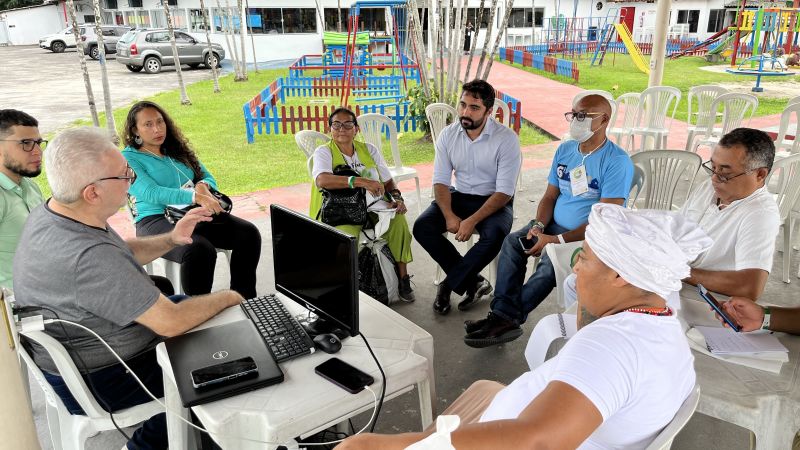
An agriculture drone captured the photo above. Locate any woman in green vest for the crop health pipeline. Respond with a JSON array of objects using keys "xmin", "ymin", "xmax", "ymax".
[{"xmin": 309, "ymin": 107, "xmax": 414, "ymax": 301}]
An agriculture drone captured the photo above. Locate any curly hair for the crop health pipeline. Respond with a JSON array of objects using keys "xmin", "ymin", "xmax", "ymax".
[{"xmin": 122, "ymin": 101, "xmax": 204, "ymax": 180}]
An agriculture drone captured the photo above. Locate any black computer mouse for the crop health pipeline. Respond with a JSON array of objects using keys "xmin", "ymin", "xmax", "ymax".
[{"xmin": 313, "ymin": 333, "xmax": 342, "ymax": 354}]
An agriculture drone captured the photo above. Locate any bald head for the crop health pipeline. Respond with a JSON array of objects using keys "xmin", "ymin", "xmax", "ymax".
[{"xmin": 576, "ymin": 94, "xmax": 612, "ymax": 117}]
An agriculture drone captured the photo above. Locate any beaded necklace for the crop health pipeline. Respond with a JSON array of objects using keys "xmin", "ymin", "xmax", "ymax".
[{"xmin": 622, "ymin": 306, "xmax": 673, "ymax": 317}]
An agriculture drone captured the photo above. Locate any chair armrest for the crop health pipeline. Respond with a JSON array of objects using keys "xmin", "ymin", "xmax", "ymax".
[{"xmin": 524, "ymin": 313, "xmax": 577, "ymax": 370}]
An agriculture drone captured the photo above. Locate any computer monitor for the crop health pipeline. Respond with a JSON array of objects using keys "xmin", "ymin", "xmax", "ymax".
[{"xmin": 270, "ymin": 204, "xmax": 359, "ymax": 337}]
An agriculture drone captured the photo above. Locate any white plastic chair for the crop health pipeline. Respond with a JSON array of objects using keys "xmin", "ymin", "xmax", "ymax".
[
  {"xmin": 629, "ymin": 86, "xmax": 681, "ymax": 153},
  {"xmin": 425, "ymin": 103, "xmax": 457, "ymax": 146},
  {"xmin": 607, "ymin": 92, "xmax": 641, "ymax": 150},
  {"xmin": 685, "ymin": 85, "xmax": 728, "ymax": 152},
  {"xmin": 491, "ymin": 98, "xmax": 511, "ymax": 127},
  {"xmin": 631, "ymin": 150, "xmax": 702, "ymax": 210},
  {"xmin": 357, "ymin": 113, "xmax": 423, "ymax": 214},
  {"xmin": 766, "ymin": 153, "xmax": 800, "ymax": 283},
  {"xmin": 692, "ymin": 93, "xmax": 758, "ymax": 154},
  {"xmin": 6, "ymin": 307, "xmax": 164, "ymax": 450},
  {"xmin": 294, "ymin": 129, "xmax": 330, "ymax": 178},
  {"xmin": 788, "ymin": 95, "xmax": 800, "ymax": 107},
  {"xmin": 543, "ymin": 241, "xmax": 583, "ymax": 310},
  {"xmin": 773, "ymin": 102, "xmax": 800, "ymax": 158},
  {"xmin": 628, "ymin": 164, "xmax": 645, "ymax": 208},
  {"xmin": 644, "ymin": 385, "xmax": 701, "ymax": 450},
  {"xmin": 433, "ymin": 231, "xmax": 500, "ymax": 286}
]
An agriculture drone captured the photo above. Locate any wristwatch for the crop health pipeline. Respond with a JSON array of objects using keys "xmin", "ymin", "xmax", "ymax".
[
  {"xmin": 529, "ymin": 219, "xmax": 545, "ymax": 231},
  {"xmin": 761, "ymin": 306, "xmax": 771, "ymax": 330}
]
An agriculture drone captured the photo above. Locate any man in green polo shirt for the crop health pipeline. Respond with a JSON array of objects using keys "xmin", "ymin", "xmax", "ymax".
[{"xmin": 0, "ymin": 109, "xmax": 45, "ymax": 289}]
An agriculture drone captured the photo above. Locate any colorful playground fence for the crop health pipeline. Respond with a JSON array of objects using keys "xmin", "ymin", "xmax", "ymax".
[
  {"xmin": 243, "ymin": 80, "xmax": 523, "ymax": 142},
  {"xmin": 509, "ymin": 39, "xmax": 702, "ymax": 57},
  {"xmin": 498, "ymin": 47, "xmax": 580, "ymax": 83}
]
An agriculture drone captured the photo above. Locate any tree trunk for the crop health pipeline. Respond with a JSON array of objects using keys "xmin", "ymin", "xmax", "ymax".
[
  {"xmin": 163, "ymin": 2, "xmax": 191, "ymax": 105},
  {"xmin": 216, "ymin": 0, "xmax": 239, "ymax": 79},
  {"xmin": 437, "ymin": 0, "xmax": 445, "ymax": 102},
  {"xmin": 337, "ymin": 0, "xmax": 342, "ymax": 32},
  {"xmin": 236, "ymin": 0, "xmax": 248, "ymax": 80},
  {"xmin": 463, "ymin": 0, "xmax": 486, "ymax": 83},
  {"xmin": 482, "ymin": 0, "xmax": 515, "ymax": 79},
  {"xmin": 245, "ymin": 0, "xmax": 258, "ymax": 73},
  {"xmin": 475, "ymin": 0, "xmax": 499, "ymax": 79},
  {"xmin": 408, "ymin": 0, "xmax": 430, "ymax": 97},
  {"xmin": 428, "ymin": 0, "xmax": 439, "ymax": 99},
  {"xmin": 66, "ymin": 0, "xmax": 99, "ymax": 126},
  {"xmin": 91, "ymin": 0, "xmax": 117, "ymax": 139},
  {"xmin": 199, "ymin": 0, "xmax": 221, "ymax": 92},
  {"xmin": 223, "ymin": 0, "xmax": 244, "ymax": 81}
]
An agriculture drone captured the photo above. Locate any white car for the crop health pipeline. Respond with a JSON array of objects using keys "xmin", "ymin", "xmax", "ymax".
[{"xmin": 39, "ymin": 26, "xmax": 86, "ymax": 53}]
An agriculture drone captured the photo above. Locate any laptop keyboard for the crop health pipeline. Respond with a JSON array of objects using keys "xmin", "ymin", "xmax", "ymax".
[{"xmin": 241, "ymin": 294, "xmax": 315, "ymax": 363}]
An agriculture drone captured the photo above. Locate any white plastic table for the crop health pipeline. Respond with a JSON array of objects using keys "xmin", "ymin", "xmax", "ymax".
[
  {"xmin": 680, "ymin": 296, "xmax": 800, "ymax": 449},
  {"xmin": 156, "ymin": 292, "xmax": 435, "ymax": 449}
]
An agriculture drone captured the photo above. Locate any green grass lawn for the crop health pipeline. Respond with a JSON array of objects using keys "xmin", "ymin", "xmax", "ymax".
[
  {"xmin": 36, "ymin": 68, "xmax": 550, "ymax": 197},
  {"xmin": 501, "ymin": 54, "xmax": 796, "ymax": 122}
]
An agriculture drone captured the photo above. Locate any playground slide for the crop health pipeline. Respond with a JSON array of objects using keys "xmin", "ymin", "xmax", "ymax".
[
  {"xmin": 614, "ymin": 23, "xmax": 650, "ymax": 74},
  {"xmin": 668, "ymin": 27, "xmax": 730, "ymax": 59}
]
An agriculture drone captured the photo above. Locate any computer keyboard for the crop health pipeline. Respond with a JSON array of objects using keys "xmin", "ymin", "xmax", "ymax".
[{"xmin": 241, "ymin": 294, "xmax": 315, "ymax": 363}]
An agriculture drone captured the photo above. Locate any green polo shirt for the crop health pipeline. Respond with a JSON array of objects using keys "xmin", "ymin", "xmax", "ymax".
[{"xmin": 0, "ymin": 173, "xmax": 43, "ymax": 289}]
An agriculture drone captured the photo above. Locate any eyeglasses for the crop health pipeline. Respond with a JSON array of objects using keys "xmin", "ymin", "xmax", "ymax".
[
  {"xmin": 570, "ymin": 247, "xmax": 584, "ymax": 269},
  {"xmin": 94, "ymin": 164, "xmax": 137, "ymax": 186},
  {"xmin": 330, "ymin": 121, "xmax": 356, "ymax": 130},
  {"xmin": 701, "ymin": 161, "xmax": 761, "ymax": 183},
  {"xmin": 0, "ymin": 138, "xmax": 48, "ymax": 152},
  {"xmin": 564, "ymin": 111, "xmax": 605, "ymax": 122}
]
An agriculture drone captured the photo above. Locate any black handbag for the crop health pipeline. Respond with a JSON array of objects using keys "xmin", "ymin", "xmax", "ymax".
[
  {"xmin": 164, "ymin": 188, "xmax": 233, "ymax": 225},
  {"xmin": 316, "ymin": 165, "xmax": 368, "ymax": 227}
]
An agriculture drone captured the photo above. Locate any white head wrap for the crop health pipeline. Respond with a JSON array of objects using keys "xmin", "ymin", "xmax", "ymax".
[{"xmin": 584, "ymin": 203, "xmax": 713, "ymax": 300}]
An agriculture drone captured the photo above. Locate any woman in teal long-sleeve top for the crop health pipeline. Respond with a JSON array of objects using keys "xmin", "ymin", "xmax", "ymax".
[{"xmin": 122, "ymin": 101, "xmax": 261, "ymax": 297}]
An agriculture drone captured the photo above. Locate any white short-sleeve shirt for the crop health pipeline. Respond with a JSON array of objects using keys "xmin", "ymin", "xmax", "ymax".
[
  {"xmin": 312, "ymin": 142, "xmax": 393, "ymax": 187},
  {"xmin": 480, "ymin": 313, "xmax": 696, "ymax": 449}
]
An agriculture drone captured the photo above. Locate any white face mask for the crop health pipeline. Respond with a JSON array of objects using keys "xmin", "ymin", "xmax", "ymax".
[{"xmin": 569, "ymin": 117, "xmax": 598, "ymax": 143}]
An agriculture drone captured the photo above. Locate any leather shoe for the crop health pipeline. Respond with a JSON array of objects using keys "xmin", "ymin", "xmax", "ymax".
[
  {"xmin": 464, "ymin": 316, "xmax": 488, "ymax": 334},
  {"xmin": 457, "ymin": 277, "xmax": 493, "ymax": 311},
  {"xmin": 464, "ymin": 313, "xmax": 522, "ymax": 348},
  {"xmin": 433, "ymin": 284, "xmax": 451, "ymax": 315}
]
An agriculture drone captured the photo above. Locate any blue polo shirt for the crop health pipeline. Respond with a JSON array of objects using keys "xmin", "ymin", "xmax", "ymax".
[{"xmin": 547, "ymin": 139, "xmax": 633, "ymax": 230}]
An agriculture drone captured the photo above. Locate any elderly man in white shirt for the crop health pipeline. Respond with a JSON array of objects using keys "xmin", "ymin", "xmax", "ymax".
[
  {"xmin": 413, "ymin": 79, "xmax": 521, "ymax": 315},
  {"xmin": 563, "ymin": 127, "xmax": 780, "ymax": 310}
]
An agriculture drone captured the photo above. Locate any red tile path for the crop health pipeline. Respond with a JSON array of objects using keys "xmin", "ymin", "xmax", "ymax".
[{"xmin": 110, "ymin": 61, "xmax": 786, "ymax": 237}]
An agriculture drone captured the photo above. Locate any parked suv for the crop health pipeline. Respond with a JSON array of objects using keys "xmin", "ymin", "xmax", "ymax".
[
  {"xmin": 39, "ymin": 26, "xmax": 85, "ymax": 53},
  {"xmin": 116, "ymin": 28, "xmax": 225, "ymax": 74},
  {"xmin": 83, "ymin": 25, "xmax": 132, "ymax": 60}
]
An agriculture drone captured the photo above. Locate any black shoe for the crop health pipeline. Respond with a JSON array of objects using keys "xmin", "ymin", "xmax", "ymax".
[
  {"xmin": 433, "ymin": 283, "xmax": 451, "ymax": 315},
  {"xmin": 398, "ymin": 275, "xmax": 415, "ymax": 302},
  {"xmin": 457, "ymin": 277, "xmax": 493, "ymax": 311},
  {"xmin": 464, "ymin": 314, "xmax": 522, "ymax": 348},
  {"xmin": 464, "ymin": 313, "xmax": 491, "ymax": 334}
]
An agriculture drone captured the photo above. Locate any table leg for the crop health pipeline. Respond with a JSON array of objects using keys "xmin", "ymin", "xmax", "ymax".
[
  {"xmin": 417, "ymin": 378, "xmax": 433, "ymax": 430},
  {"xmin": 163, "ymin": 374, "xmax": 193, "ymax": 450}
]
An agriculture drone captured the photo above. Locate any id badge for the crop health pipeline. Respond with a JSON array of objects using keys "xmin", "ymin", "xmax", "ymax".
[{"xmin": 570, "ymin": 166, "xmax": 589, "ymax": 196}]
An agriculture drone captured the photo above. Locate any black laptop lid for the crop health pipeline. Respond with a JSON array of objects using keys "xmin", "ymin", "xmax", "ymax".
[{"xmin": 165, "ymin": 320, "xmax": 284, "ymax": 407}]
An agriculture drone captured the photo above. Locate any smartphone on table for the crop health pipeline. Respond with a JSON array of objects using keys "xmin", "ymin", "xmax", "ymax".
[
  {"xmin": 519, "ymin": 235, "xmax": 538, "ymax": 252},
  {"xmin": 697, "ymin": 284, "xmax": 741, "ymax": 332},
  {"xmin": 315, "ymin": 357, "xmax": 375, "ymax": 394},
  {"xmin": 191, "ymin": 356, "xmax": 259, "ymax": 389}
]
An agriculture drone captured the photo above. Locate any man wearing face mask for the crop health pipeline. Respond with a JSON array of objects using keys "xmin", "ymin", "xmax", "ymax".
[{"xmin": 464, "ymin": 95, "xmax": 633, "ymax": 348}]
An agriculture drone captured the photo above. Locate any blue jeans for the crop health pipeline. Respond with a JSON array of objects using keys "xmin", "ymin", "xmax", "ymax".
[
  {"xmin": 413, "ymin": 191, "xmax": 514, "ymax": 295},
  {"xmin": 490, "ymin": 223, "xmax": 569, "ymax": 324}
]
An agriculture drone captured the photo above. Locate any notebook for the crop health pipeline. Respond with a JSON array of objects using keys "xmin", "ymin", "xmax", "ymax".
[{"xmin": 165, "ymin": 320, "xmax": 284, "ymax": 407}]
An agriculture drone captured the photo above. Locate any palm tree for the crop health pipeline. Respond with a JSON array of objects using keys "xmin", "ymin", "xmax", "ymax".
[
  {"xmin": 463, "ymin": 0, "xmax": 486, "ymax": 83},
  {"xmin": 66, "ymin": 0, "xmax": 99, "ymax": 126},
  {"xmin": 163, "ymin": 0, "xmax": 191, "ymax": 105},
  {"xmin": 236, "ymin": 0, "xmax": 248, "ymax": 80},
  {"xmin": 475, "ymin": 0, "xmax": 499, "ymax": 79},
  {"xmin": 90, "ymin": 0, "xmax": 117, "ymax": 138},
  {"xmin": 244, "ymin": 0, "xmax": 258, "ymax": 73},
  {"xmin": 217, "ymin": 0, "xmax": 242, "ymax": 80},
  {"xmin": 198, "ymin": 0, "xmax": 221, "ymax": 92},
  {"xmin": 482, "ymin": 0, "xmax": 515, "ymax": 79}
]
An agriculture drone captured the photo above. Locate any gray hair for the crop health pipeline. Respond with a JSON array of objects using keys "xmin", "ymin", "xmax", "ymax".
[
  {"xmin": 718, "ymin": 128, "xmax": 775, "ymax": 172},
  {"xmin": 45, "ymin": 128, "xmax": 118, "ymax": 203}
]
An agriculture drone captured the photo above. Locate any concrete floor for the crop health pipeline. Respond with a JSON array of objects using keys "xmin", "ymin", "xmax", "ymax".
[{"xmin": 26, "ymin": 162, "xmax": 799, "ymax": 450}]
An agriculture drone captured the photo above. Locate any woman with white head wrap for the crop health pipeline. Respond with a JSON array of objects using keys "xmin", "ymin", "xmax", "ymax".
[{"xmin": 338, "ymin": 204, "xmax": 712, "ymax": 450}]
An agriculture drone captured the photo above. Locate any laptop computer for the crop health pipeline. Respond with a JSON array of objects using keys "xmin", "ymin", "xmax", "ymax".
[{"xmin": 165, "ymin": 320, "xmax": 284, "ymax": 407}]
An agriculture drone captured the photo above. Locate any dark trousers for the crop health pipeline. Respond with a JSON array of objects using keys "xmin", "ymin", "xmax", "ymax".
[
  {"xmin": 43, "ymin": 349, "xmax": 167, "ymax": 450},
  {"xmin": 137, "ymin": 213, "xmax": 261, "ymax": 298},
  {"xmin": 413, "ymin": 191, "xmax": 513, "ymax": 295}
]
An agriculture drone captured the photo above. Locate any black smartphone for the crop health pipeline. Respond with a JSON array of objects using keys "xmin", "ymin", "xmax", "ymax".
[
  {"xmin": 519, "ymin": 236, "xmax": 538, "ymax": 252},
  {"xmin": 697, "ymin": 284, "xmax": 741, "ymax": 332},
  {"xmin": 315, "ymin": 357, "xmax": 375, "ymax": 394},
  {"xmin": 191, "ymin": 356, "xmax": 259, "ymax": 389}
]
